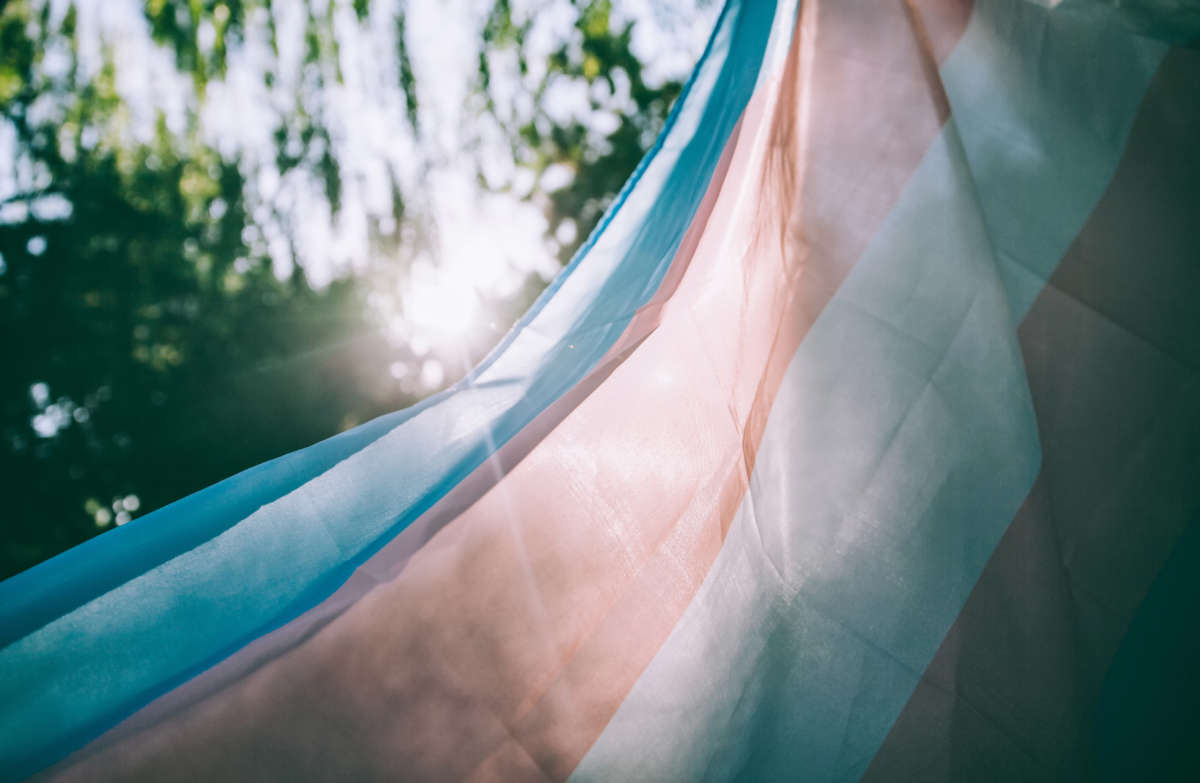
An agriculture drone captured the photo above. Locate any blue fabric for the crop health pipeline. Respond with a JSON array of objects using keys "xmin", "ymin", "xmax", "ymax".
[{"xmin": 0, "ymin": 406, "xmax": 419, "ymax": 649}]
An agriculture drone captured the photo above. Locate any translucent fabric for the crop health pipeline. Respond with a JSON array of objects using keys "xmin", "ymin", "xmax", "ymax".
[{"xmin": 2, "ymin": 1, "xmax": 1197, "ymax": 780}]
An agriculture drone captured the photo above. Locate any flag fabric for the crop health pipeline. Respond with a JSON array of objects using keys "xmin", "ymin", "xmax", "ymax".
[{"xmin": 2, "ymin": 0, "xmax": 1198, "ymax": 780}]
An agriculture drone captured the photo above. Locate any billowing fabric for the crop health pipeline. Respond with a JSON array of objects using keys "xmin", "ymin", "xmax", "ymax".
[{"xmin": 1, "ymin": 0, "xmax": 1197, "ymax": 780}]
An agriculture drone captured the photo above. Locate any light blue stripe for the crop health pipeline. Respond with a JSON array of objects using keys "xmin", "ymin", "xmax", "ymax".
[
  {"xmin": 0, "ymin": 1, "xmax": 782, "ymax": 778},
  {"xmin": 0, "ymin": 404, "xmax": 421, "ymax": 649},
  {"xmin": 572, "ymin": 1, "xmax": 1164, "ymax": 779}
]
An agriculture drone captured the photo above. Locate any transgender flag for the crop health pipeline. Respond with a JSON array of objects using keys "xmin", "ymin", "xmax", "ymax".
[{"xmin": 2, "ymin": 0, "xmax": 1198, "ymax": 780}]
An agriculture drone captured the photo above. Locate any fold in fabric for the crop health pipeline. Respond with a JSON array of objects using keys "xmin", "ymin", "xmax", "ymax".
[{"xmin": 2, "ymin": 1, "xmax": 1198, "ymax": 781}]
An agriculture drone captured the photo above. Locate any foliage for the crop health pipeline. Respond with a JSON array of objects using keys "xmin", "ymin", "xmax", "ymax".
[
  {"xmin": 0, "ymin": 0, "xmax": 703, "ymax": 579},
  {"xmin": 476, "ymin": 0, "xmax": 687, "ymax": 262}
]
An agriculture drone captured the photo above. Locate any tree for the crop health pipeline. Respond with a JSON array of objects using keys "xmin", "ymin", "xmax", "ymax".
[{"xmin": 0, "ymin": 0, "xmax": 712, "ymax": 579}]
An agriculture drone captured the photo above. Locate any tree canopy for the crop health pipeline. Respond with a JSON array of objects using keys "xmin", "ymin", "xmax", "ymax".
[{"xmin": 0, "ymin": 0, "xmax": 714, "ymax": 579}]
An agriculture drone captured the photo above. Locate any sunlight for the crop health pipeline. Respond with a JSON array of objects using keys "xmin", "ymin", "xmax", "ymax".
[
  {"xmin": 371, "ymin": 168, "xmax": 559, "ymax": 390},
  {"xmin": 403, "ymin": 261, "xmax": 481, "ymax": 343}
]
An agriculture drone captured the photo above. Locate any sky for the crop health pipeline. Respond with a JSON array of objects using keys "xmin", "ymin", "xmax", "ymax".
[{"xmin": 2, "ymin": 0, "xmax": 719, "ymax": 393}]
